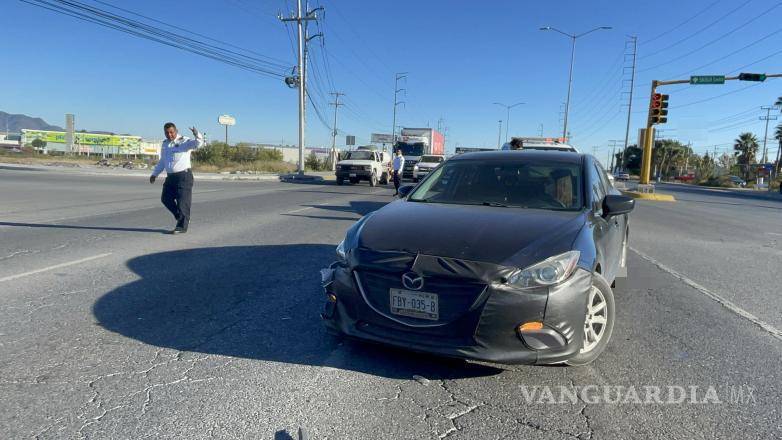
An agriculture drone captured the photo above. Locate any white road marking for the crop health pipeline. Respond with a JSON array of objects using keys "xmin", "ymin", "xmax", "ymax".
[
  {"xmin": 287, "ymin": 207, "xmax": 313, "ymax": 214},
  {"xmin": 0, "ymin": 253, "xmax": 112, "ymax": 283},
  {"xmin": 766, "ymin": 232, "xmax": 782, "ymax": 237},
  {"xmin": 630, "ymin": 247, "xmax": 782, "ymax": 341}
]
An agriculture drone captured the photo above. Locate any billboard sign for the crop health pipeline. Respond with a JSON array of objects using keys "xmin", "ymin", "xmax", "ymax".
[
  {"xmin": 371, "ymin": 133, "xmax": 394, "ymax": 144},
  {"xmin": 218, "ymin": 115, "xmax": 236, "ymax": 126}
]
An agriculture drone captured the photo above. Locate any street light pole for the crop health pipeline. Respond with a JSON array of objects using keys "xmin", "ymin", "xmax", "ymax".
[
  {"xmin": 540, "ymin": 26, "xmax": 612, "ymax": 141},
  {"xmin": 492, "ymin": 101, "xmax": 524, "ymax": 144},
  {"xmin": 497, "ymin": 120, "xmax": 502, "ymax": 149}
]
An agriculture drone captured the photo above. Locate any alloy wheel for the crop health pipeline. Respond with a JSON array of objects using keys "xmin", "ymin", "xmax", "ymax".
[{"xmin": 580, "ymin": 286, "xmax": 608, "ymax": 353}]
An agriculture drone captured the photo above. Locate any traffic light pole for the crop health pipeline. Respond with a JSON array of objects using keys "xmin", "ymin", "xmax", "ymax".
[{"xmin": 639, "ymin": 73, "xmax": 782, "ymax": 185}]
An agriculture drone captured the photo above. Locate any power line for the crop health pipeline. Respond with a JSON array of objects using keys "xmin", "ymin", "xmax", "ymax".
[
  {"xmin": 639, "ymin": 0, "xmax": 752, "ymax": 60},
  {"xmin": 21, "ymin": 0, "xmax": 289, "ymax": 79},
  {"xmin": 639, "ymin": 3, "xmax": 782, "ymax": 73},
  {"xmin": 640, "ymin": 0, "xmax": 723, "ymax": 46},
  {"xmin": 667, "ymin": 27, "xmax": 782, "ymax": 80}
]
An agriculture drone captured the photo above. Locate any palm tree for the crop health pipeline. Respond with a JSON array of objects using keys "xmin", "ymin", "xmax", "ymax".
[
  {"xmin": 733, "ymin": 132, "xmax": 759, "ymax": 179},
  {"xmin": 773, "ymin": 122, "xmax": 782, "ymax": 182}
]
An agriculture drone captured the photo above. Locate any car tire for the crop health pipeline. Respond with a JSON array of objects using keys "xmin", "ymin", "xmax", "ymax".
[
  {"xmin": 565, "ymin": 273, "xmax": 615, "ymax": 367},
  {"xmin": 336, "ymin": 177, "xmax": 344, "ymax": 185},
  {"xmin": 379, "ymin": 172, "xmax": 388, "ymax": 185},
  {"xmin": 369, "ymin": 172, "xmax": 377, "ymax": 187}
]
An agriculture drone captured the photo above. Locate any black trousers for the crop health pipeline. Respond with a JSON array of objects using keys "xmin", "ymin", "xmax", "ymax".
[
  {"xmin": 161, "ymin": 169, "xmax": 193, "ymax": 229},
  {"xmin": 393, "ymin": 170, "xmax": 401, "ymax": 191}
]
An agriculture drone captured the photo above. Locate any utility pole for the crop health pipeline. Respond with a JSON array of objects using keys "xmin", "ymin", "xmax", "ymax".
[
  {"xmin": 280, "ymin": 0, "xmax": 320, "ymax": 174},
  {"xmin": 437, "ymin": 117, "xmax": 444, "ymax": 132},
  {"xmin": 621, "ymin": 36, "xmax": 637, "ymax": 172},
  {"xmin": 539, "ymin": 124, "xmax": 544, "ymax": 137},
  {"xmin": 391, "ymin": 72, "xmax": 407, "ymax": 152},
  {"xmin": 497, "ymin": 120, "xmax": 503, "ymax": 149},
  {"xmin": 759, "ymin": 106, "xmax": 777, "ymax": 163},
  {"xmin": 329, "ymin": 92, "xmax": 345, "ymax": 171},
  {"xmin": 608, "ymin": 139, "xmax": 622, "ymax": 171}
]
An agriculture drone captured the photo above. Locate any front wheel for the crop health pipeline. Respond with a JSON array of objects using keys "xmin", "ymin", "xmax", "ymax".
[
  {"xmin": 565, "ymin": 273, "xmax": 615, "ymax": 366},
  {"xmin": 336, "ymin": 177, "xmax": 344, "ymax": 185},
  {"xmin": 369, "ymin": 172, "xmax": 377, "ymax": 187},
  {"xmin": 379, "ymin": 172, "xmax": 389, "ymax": 185}
]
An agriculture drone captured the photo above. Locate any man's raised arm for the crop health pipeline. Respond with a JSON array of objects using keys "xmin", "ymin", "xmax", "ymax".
[{"xmin": 176, "ymin": 127, "xmax": 204, "ymax": 151}]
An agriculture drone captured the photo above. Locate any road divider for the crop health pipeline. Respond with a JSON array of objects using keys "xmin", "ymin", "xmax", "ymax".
[{"xmin": 620, "ymin": 190, "xmax": 676, "ymax": 202}]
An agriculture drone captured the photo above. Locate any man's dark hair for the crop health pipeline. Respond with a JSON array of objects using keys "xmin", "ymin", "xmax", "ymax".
[{"xmin": 163, "ymin": 122, "xmax": 177, "ymax": 131}]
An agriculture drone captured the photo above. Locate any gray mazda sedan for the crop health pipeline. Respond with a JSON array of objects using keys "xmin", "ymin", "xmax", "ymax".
[{"xmin": 321, "ymin": 150, "xmax": 634, "ymax": 366}]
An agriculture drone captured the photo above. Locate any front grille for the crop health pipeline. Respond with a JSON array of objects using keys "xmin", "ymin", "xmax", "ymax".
[
  {"xmin": 356, "ymin": 269, "xmax": 486, "ymax": 325},
  {"xmin": 402, "ymin": 160, "xmax": 418, "ymax": 178}
]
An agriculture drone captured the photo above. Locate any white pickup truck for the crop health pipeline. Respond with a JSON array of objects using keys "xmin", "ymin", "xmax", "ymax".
[{"xmin": 335, "ymin": 150, "xmax": 391, "ymax": 186}]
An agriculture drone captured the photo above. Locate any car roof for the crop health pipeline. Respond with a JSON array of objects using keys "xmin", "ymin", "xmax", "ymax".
[{"xmin": 449, "ymin": 149, "xmax": 584, "ymax": 164}]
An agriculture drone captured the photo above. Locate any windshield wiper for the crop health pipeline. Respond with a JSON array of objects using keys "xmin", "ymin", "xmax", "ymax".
[{"xmin": 482, "ymin": 201, "xmax": 510, "ymax": 208}]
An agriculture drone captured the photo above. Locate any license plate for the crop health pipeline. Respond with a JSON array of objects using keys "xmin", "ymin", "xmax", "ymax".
[
  {"xmin": 349, "ymin": 173, "xmax": 357, "ymax": 177},
  {"xmin": 389, "ymin": 289, "xmax": 438, "ymax": 320}
]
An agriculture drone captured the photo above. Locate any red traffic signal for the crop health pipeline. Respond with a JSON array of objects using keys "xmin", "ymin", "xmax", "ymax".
[{"xmin": 650, "ymin": 94, "xmax": 669, "ymax": 124}]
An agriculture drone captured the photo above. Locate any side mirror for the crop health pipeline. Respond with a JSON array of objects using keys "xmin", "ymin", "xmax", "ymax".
[
  {"xmin": 398, "ymin": 184, "xmax": 415, "ymax": 198},
  {"xmin": 602, "ymin": 194, "xmax": 634, "ymax": 217}
]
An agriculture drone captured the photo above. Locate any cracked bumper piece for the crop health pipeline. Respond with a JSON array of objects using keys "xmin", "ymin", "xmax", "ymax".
[{"xmin": 321, "ymin": 259, "xmax": 591, "ymax": 365}]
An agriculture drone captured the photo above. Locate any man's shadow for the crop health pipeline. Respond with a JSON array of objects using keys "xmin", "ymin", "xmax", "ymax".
[{"xmin": 92, "ymin": 244, "xmax": 500, "ymax": 380}]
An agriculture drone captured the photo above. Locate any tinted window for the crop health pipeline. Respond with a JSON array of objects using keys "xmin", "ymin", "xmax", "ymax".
[
  {"xmin": 409, "ymin": 159, "xmax": 583, "ymax": 210},
  {"xmin": 397, "ymin": 143, "xmax": 424, "ymax": 156},
  {"xmin": 345, "ymin": 151, "xmax": 373, "ymax": 160}
]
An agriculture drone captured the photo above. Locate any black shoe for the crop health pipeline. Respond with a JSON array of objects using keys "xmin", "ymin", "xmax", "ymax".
[{"xmin": 168, "ymin": 226, "xmax": 187, "ymax": 234}]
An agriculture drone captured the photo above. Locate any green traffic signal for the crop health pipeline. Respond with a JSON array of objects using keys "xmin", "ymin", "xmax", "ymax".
[{"xmin": 738, "ymin": 72, "xmax": 766, "ymax": 82}]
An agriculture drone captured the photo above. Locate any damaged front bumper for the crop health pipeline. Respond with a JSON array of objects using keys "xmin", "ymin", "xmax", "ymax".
[{"xmin": 319, "ymin": 253, "xmax": 592, "ymax": 365}]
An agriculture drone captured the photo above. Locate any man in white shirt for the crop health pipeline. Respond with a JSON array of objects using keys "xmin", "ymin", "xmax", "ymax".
[
  {"xmin": 149, "ymin": 122, "xmax": 204, "ymax": 234},
  {"xmin": 392, "ymin": 149, "xmax": 405, "ymax": 196}
]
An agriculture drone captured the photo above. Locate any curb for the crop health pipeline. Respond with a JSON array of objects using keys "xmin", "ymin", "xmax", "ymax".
[{"xmin": 620, "ymin": 190, "xmax": 676, "ymax": 202}]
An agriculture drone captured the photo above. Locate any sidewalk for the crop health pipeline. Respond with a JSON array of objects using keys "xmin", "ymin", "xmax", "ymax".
[{"xmin": 0, "ymin": 162, "xmax": 336, "ymax": 182}]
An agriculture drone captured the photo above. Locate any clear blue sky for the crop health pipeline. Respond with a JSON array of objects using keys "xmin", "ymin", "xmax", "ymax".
[{"xmin": 4, "ymin": 0, "xmax": 782, "ymax": 159}]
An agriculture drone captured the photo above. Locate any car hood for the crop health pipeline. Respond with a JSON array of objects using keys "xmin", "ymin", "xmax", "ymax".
[
  {"xmin": 357, "ymin": 201, "xmax": 587, "ymax": 268},
  {"xmin": 416, "ymin": 162, "xmax": 439, "ymax": 168}
]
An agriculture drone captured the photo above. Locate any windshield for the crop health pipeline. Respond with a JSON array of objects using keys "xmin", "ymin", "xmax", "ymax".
[
  {"xmin": 396, "ymin": 143, "xmax": 424, "ymax": 156},
  {"xmin": 421, "ymin": 155, "xmax": 444, "ymax": 163},
  {"xmin": 345, "ymin": 151, "xmax": 374, "ymax": 160},
  {"xmin": 409, "ymin": 159, "xmax": 583, "ymax": 210}
]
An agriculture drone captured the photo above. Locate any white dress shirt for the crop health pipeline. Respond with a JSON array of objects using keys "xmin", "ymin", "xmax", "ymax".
[
  {"xmin": 151, "ymin": 133, "xmax": 204, "ymax": 177},
  {"xmin": 392, "ymin": 155, "xmax": 405, "ymax": 172}
]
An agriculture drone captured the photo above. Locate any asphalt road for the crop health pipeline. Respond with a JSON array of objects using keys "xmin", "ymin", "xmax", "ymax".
[{"xmin": 0, "ymin": 169, "xmax": 780, "ymax": 439}]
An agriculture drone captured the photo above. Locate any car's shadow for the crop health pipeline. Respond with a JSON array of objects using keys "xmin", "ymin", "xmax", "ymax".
[{"xmin": 93, "ymin": 244, "xmax": 501, "ymax": 380}]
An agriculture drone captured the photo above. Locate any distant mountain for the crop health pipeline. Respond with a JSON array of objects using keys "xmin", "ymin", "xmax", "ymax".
[{"xmin": 0, "ymin": 111, "xmax": 64, "ymax": 132}]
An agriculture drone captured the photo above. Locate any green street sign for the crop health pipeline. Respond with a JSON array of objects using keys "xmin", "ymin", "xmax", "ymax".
[{"xmin": 690, "ymin": 75, "xmax": 725, "ymax": 85}]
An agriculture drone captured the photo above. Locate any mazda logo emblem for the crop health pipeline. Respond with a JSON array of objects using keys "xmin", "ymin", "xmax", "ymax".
[{"xmin": 402, "ymin": 272, "xmax": 424, "ymax": 291}]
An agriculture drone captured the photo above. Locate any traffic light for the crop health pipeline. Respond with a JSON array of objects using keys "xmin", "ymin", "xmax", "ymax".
[
  {"xmin": 650, "ymin": 93, "xmax": 669, "ymax": 124},
  {"xmin": 738, "ymin": 72, "xmax": 766, "ymax": 82}
]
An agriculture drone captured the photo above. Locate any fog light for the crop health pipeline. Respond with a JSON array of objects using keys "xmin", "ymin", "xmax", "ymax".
[
  {"xmin": 518, "ymin": 321, "xmax": 543, "ymax": 332},
  {"xmin": 328, "ymin": 294, "xmax": 337, "ymax": 302}
]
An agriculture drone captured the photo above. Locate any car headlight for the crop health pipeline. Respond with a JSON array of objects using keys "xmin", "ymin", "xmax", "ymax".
[
  {"xmin": 336, "ymin": 239, "xmax": 346, "ymax": 261},
  {"xmin": 414, "ymin": 165, "xmax": 419, "ymax": 170},
  {"xmin": 507, "ymin": 251, "xmax": 580, "ymax": 288}
]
